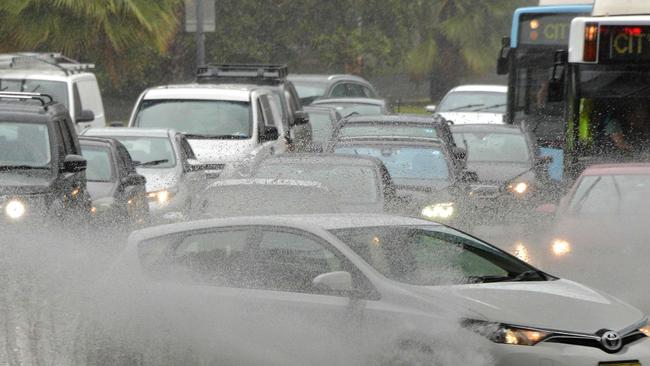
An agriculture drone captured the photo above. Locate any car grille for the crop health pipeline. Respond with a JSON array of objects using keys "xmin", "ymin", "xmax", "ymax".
[{"xmin": 543, "ymin": 328, "xmax": 647, "ymax": 354}]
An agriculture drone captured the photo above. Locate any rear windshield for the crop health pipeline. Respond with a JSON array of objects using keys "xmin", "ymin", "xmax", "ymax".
[
  {"xmin": 307, "ymin": 111, "xmax": 335, "ymax": 143},
  {"xmin": 0, "ymin": 79, "xmax": 69, "ymax": 110},
  {"xmin": 340, "ymin": 124, "xmax": 438, "ymax": 139},
  {"xmin": 453, "ymin": 131, "xmax": 530, "ymax": 163},
  {"xmin": 134, "ymin": 99, "xmax": 252, "ymax": 139},
  {"xmin": 569, "ymin": 174, "xmax": 650, "ymax": 216},
  {"xmin": 438, "ymin": 91, "xmax": 506, "ymax": 113},
  {"xmin": 113, "ymin": 136, "xmax": 176, "ymax": 169},
  {"xmin": 81, "ymin": 146, "xmax": 114, "ymax": 182}
]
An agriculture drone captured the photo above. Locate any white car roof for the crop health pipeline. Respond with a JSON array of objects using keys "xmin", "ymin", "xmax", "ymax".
[
  {"xmin": 0, "ymin": 69, "xmax": 95, "ymax": 81},
  {"xmin": 142, "ymin": 83, "xmax": 254, "ymax": 101},
  {"xmin": 130, "ymin": 214, "xmax": 438, "ymax": 242},
  {"xmin": 449, "ymin": 84, "xmax": 507, "ymax": 94}
]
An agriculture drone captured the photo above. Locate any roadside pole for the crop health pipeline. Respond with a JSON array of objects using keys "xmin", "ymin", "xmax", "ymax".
[
  {"xmin": 185, "ymin": 0, "xmax": 215, "ymax": 70},
  {"xmin": 195, "ymin": 0, "xmax": 205, "ymax": 68}
]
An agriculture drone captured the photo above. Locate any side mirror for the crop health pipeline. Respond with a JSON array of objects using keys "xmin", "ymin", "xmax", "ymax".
[
  {"xmin": 452, "ymin": 146, "xmax": 467, "ymax": 161},
  {"xmin": 121, "ymin": 174, "xmax": 146, "ymax": 186},
  {"xmin": 425, "ymin": 105, "xmax": 437, "ymax": 113},
  {"xmin": 76, "ymin": 109, "xmax": 95, "ymax": 123},
  {"xmin": 460, "ymin": 170, "xmax": 479, "ymax": 183},
  {"xmin": 260, "ymin": 126, "xmax": 279, "ymax": 142},
  {"xmin": 293, "ymin": 110, "xmax": 310, "ymax": 126},
  {"xmin": 62, "ymin": 154, "xmax": 87, "ymax": 173},
  {"xmin": 496, "ymin": 37, "xmax": 511, "ymax": 75},
  {"xmin": 109, "ymin": 121, "xmax": 124, "ymax": 127},
  {"xmin": 312, "ymin": 271, "xmax": 353, "ymax": 293},
  {"xmin": 536, "ymin": 203, "xmax": 557, "ymax": 214}
]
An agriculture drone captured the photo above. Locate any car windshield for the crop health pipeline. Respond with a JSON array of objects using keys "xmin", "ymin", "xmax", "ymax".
[
  {"xmin": 0, "ymin": 122, "xmax": 51, "ymax": 170},
  {"xmin": 81, "ymin": 146, "xmax": 113, "ymax": 182},
  {"xmin": 335, "ymin": 145, "xmax": 449, "ymax": 182},
  {"xmin": 134, "ymin": 99, "xmax": 252, "ymax": 138},
  {"xmin": 453, "ymin": 131, "xmax": 530, "ymax": 163},
  {"xmin": 340, "ymin": 124, "xmax": 438, "ymax": 139},
  {"xmin": 569, "ymin": 174, "xmax": 650, "ymax": 216},
  {"xmin": 306, "ymin": 111, "xmax": 335, "ymax": 143},
  {"xmin": 112, "ymin": 136, "xmax": 176, "ymax": 168},
  {"xmin": 292, "ymin": 81, "xmax": 328, "ymax": 103},
  {"xmin": 330, "ymin": 225, "xmax": 543, "ymax": 285},
  {"xmin": 0, "ymin": 79, "xmax": 69, "ymax": 110},
  {"xmin": 254, "ymin": 163, "xmax": 380, "ymax": 204},
  {"xmin": 438, "ymin": 91, "xmax": 506, "ymax": 113},
  {"xmin": 318, "ymin": 103, "xmax": 382, "ymax": 117}
]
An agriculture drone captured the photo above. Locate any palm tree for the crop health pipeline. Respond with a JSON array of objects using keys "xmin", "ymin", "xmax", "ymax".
[{"xmin": 0, "ymin": 0, "xmax": 181, "ymax": 83}]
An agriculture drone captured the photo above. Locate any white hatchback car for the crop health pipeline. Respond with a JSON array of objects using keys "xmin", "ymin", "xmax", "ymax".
[
  {"xmin": 432, "ymin": 85, "xmax": 507, "ymax": 125},
  {"xmin": 97, "ymin": 214, "xmax": 650, "ymax": 366}
]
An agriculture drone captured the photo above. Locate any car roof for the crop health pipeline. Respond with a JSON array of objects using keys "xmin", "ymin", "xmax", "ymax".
[
  {"xmin": 312, "ymin": 97, "xmax": 384, "ymax": 106},
  {"xmin": 78, "ymin": 135, "xmax": 120, "ymax": 148},
  {"xmin": 448, "ymin": 84, "xmax": 507, "ymax": 93},
  {"xmin": 207, "ymin": 178, "xmax": 328, "ymax": 189},
  {"xmin": 82, "ymin": 127, "xmax": 175, "ymax": 138},
  {"xmin": 345, "ymin": 114, "xmax": 443, "ymax": 125},
  {"xmin": 0, "ymin": 69, "xmax": 93, "ymax": 81},
  {"xmin": 288, "ymin": 74, "xmax": 370, "ymax": 83},
  {"xmin": 142, "ymin": 83, "xmax": 254, "ymax": 101},
  {"xmin": 260, "ymin": 153, "xmax": 383, "ymax": 168},
  {"xmin": 335, "ymin": 136, "xmax": 443, "ymax": 147},
  {"xmin": 581, "ymin": 163, "xmax": 650, "ymax": 176},
  {"xmin": 130, "ymin": 213, "xmax": 437, "ymax": 242},
  {"xmin": 450, "ymin": 123, "xmax": 522, "ymax": 134}
]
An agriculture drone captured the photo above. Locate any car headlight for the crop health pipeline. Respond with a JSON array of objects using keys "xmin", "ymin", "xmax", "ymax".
[
  {"xmin": 4, "ymin": 199, "xmax": 26, "ymax": 219},
  {"xmin": 639, "ymin": 321, "xmax": 650, "ymax": 337},
  {"xmin": 465, "ymin": 320, "xmax": 550, "ymax": 346},
  {"xmin": 508, "ymin": 182, "xmax": 529, "ymax": 195},
  {"xmin": 147, "ymin": 189, "xmax": 175, "ymax": 205},
  {"xmin": 421, "ymin": 202, "xmax": 455, "ymax": 220},
  {"xmin": 551, "ymin": 239, "xmax": 571, "ymax": 257}
]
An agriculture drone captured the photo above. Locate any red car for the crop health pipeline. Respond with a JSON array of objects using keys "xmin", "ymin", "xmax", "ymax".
[{"xmin": 537, "ymin": 163, "xmax": 650, "ymax": 312}]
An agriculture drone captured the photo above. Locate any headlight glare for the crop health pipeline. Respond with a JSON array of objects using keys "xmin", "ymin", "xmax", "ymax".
[
  {"xmin": 551, "ymin": 239, "xmax": 571, "ymax": 257},
  {"xmin": 509, "ymin": 182, "xmax": 528, "ymax": 195},
  {"xmin": 5, "ymin": 200, "xmax": 26, "ymax": 219},
  {"xmin": 421, "ymin": 202, "xmax": 455, "ymax": 220},
  {"xmin": 513, "ymin": 242, "xmax": 530, "ymax": 263},
  {"xmin": 639, "ymin": 322, "xmax": 650, "ymax": 337},
  {"xmin": 147, "ymin": 189, "xmax": 174, "ymax": 204},
  {"xmin": 466, "ymin": 320, "xmax": 550, "ymax": 346}
]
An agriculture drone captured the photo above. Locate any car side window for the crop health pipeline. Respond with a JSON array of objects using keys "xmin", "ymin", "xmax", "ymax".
[
  {"xmin": 116, "ymin": 145, "xmax": 134, "ymax": 175},
  {"xmin": 259, "ymin": 95, "xmax": 276, "ymax": 127},
  {"xmin": 330, "ymin": 83, "xmax": 347, "ymax": 98},
  {"xmin": 362, "ymin": 85, "xmax": 375, "ymax": 98},
  {"xmin": 76, "ymin": 79, "xmax": 104, "ymax": 116},
  {"xmin": 347, "ymin": 84, "xmax": 367, "ymax": 97},
  {"xmin": 56, "ymin": 119, "xmax": 76, "ymax": 155},
  {"xmin": 72, "ymin": 83, "xmax": 83, "ymax": 117},
  {"xmin": 180, "ymin": 136, "xmax": 196, "ymax": 160},
  {"xmin": 253, "ymin": 229, "xmax": 344, "ymax": 295}
]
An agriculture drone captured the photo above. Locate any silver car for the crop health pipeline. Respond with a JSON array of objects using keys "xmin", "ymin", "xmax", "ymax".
[
  {"xmin": 82, "ymin": 128, "xmax": 207, "ymax": 222},
  {"xmin": 95, "ymin": 214, "xmax": 650, "ymax": 366}
]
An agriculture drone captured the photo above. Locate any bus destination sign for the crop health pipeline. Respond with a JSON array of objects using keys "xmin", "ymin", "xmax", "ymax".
[
  {"xmin": 599, "ymin": 25, "xmax": 650, "ymax": 63},
  {"xmin": 519, "ymin": 13, "xmax": 579, "ymax": 46}
]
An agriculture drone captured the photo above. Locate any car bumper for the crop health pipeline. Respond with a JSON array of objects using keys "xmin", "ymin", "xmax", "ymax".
[{"xmin": 494, "ymin": 337, "xmax": 650, "ymax": 366}]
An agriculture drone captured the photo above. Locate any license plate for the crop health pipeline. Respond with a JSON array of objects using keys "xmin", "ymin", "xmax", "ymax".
[{"xmin": 599, "ymin": 362, "xmax": 641, "ymax": 366}]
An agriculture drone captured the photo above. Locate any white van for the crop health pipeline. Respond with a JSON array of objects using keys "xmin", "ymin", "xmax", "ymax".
[
  {"xmin": 0, "ymin": 53, "xmax": 106, "ymax": 131},
  {"xmin": 128, "ymin": 84, "xmax": 288, "ymax": 169}
]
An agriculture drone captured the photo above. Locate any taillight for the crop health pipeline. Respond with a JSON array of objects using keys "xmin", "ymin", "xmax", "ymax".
[{"xmin": 583, "ymin": 22, "xmax": 599, "ymax": 62}]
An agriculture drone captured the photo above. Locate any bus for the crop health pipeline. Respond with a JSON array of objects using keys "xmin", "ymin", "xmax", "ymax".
[
  {"xmin": 498, "ymin": 0, "xmax": 592, "ymax": 180},
  {"xmin": 549, "ymin": 0, "xmax": 650, "ymax": 178}
]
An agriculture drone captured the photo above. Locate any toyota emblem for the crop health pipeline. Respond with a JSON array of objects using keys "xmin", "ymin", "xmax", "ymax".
[{"xmin": 601, "ymin": 330, "xmax": 623, "ymax": 352}]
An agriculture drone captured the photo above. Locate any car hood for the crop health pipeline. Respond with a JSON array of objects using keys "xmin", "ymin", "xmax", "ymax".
[
  {"xmin": 438, "ymin": 112, "xmax": 504, "ymax": 125},
  {"xmin": 188, "ymin": 139, "xmax": 258, "ymax": 164},
  {"xmin": 87, "ymin": 181, "xmax": 114, "ymax": 201},
  {"xmin": 466, "ymin": 162, "xmax": 533, "ymax": 184},
  {"xmin": 0, "ymin": 172, "xmax": 54, "ymax": 195},
  {"xmin": 136, "ymin": 168, "xmax": 177, "ymax": 192},
  {"xmin": 414, "ymin": 279, "xmax": 644, "ymax": 334}
]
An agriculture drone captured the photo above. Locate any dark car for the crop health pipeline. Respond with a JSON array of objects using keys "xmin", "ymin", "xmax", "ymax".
[
  {"xmin": 79, "ymin": 136, "xmax": 148, "ymax": 227},
  {"xmin": 0, "ymin": 92, "xmax": 91, "ymax": 225},
  {"xmin": 234, "ymin": 154, "xmax": 397, "ymax": 214},
  {"xmin": 450, "ymin": 124, "xmax": 552, "ymax": 222},
  {"xmin": 330, "ymin": 136, "xmax": 476, "ymax": 227},
  {"xmin": 196, "ymin": 64, "xmax": 311, "ymax": 151},
  {"xmin": 288, "ymin": 74, "xmax": 378, "ymax": 105},
  {"xmin": 303, "ymin": 106, "xmax": 342, "ymax": 151},
  {"xmin": 310, "ymin": 97, "xmax": 388, "ymax": 117}
]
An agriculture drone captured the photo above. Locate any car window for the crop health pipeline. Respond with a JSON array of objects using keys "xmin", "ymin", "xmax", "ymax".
[
  {"xmin": 339, "ymin": 124, "xmax": 438, "ymax": 139},
  {"xmin": 57, "ymin": 119, "xmax": 76, "ymax": 155},
  {"xmin": 81, "ymin": 145, "xmax": 114, "ymax": 182},
  {"xmin": 306, "ymin": 111, "xmax": 335, "ymax": 143},
  {"xmin": 134, "ymin": 99, "xmax": 251, "ymax": 139},
  {"xmin": 255, "ymin": 229, "xmax": 343, "ymax": 294},
  {"xmin": 0, "ymin": 79, "xmax": 69, "ymax": 110},
  {"xmin": 569, "ymin": 174, "xmax": 650, "ymax": 216},
  {"xmin": 116, "ymin": 144, "xmax": 136, "ymax": 175},
  {"xmin": 139, "ymin": 229, "xmax": 252, "ymax": 286},
  {"xmin": 259, "ymin": 95, "xmax": 275, "ymax": 127},
  {"xmin": 330, "ymin": 83, "xmax": 347, "ymax": 98},
  {"xmin": 453, "ymin": 131, "xmax": 530, "ymax": 163},
  {"xmin": 317, "ymin": 103, "xmax": 382, "ymax": 117},
  {"xmin": 76, "ymin": 79, "xmax": 104, "ymax": 115},
  {"xmin": 330, "ymin": 226, "xmax": 535, "ymax": 286},
  {"xmin": 0, "ymin": 122, "xmax": 52, "ymax": 168},
  {"xmin": 111, "ymin": 136, "xmax": 176, "ymax": 168},
  {"xmin": 362, "ymin": 85, "xmax": 376, "ymax": 98},
  {"xmin": 438, "ymin": 91, "xmax": 506, "ymax": 113},
  {"xmin": 347, "ymin": 84, "xmax": 367, "ymax": 97},
  {"xmin": 179, "ymin": 136, "xmax": 196, "ymax": 160}
]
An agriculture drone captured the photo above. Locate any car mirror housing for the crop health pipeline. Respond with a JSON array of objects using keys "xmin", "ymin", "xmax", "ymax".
[
  {"xmin": 312, "ymin": 271, "xmax": 353, "ymax": 293},
  {"xmin": 460, "ymin": 170, "xmax": 479, "ymax": 183},
  {"xmin": 76, "ymin": 109, "xmax": 95, "ymax": 123},
  {"xmin": 122, "ymin": 174, "xmax": 146, "ymax": 186},
  {"xmin": 260, "ymin": 126, "xmax": 279, "ymax": 142},
  {"xmin": 62, "ymin": 154, "xmax": 87, "ymax": 173},
  {"xmin": 293, "ymin": 110, "xmax": 310, "ymax": 126}
]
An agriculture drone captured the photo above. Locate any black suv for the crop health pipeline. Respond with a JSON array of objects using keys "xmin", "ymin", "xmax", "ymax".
[
  {"xmin": 196, "ymin": 64, "xmax": 311, "ymax": 151},
  {"xmin": 0, "ymin": 92, "xmax": 91, "ymax": 225}
]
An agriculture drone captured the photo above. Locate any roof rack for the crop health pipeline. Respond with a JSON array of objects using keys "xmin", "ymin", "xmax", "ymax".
[
  {"xmin": 0, "ymin": 53, "xmax": 95, "ymax": 75},
  {"xmin": 196, "ymin": 64, "xmax": 288, "ymax": 85},
  {"xmin": 0, "ymin": 92, "xmax": 55, "ymax": 106}
]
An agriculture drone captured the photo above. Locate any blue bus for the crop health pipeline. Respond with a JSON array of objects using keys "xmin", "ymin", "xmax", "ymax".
[{"xmin": 497, "ymin": 1, "xmax": 592, "ymax": 180}]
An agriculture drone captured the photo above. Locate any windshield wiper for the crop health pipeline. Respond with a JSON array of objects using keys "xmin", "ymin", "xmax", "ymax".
[
  {"xmin": 135, "ymin": 159, "xmax": 169, "ymax": 167},
  {"xmin": 183, "ymin": 134, "xmax": 248, "ymax": 140},
  {"xmin": 0, "ymin": 165, "xmax": 49, "ymax": 171},
  {"xmin": 471, "ymin": 103, "xmax": 506, "ymax": 112},
  {"xmin": 468, "ymin": 270, "xmax": 546, "ymax": 284},
  {"xmin": 511, "ymin": 269, "xmax": 545, "ymax": 281},
  {"xmin": 572, "ymin": 176, "xmax": 602, "ymax": 213},
  {"xmin": 446, "ymin": 103, "xmax": 484, "ymax": 112}
]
